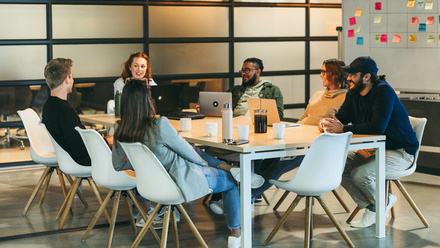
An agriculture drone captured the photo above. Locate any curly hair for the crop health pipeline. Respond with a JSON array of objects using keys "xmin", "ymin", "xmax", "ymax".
[
  {"xmin": 121, "ymin": 52, "xmax": 152, "ymax": 81},
  {"xmin": 323, "ymin": 59, "xmax": 349, "ymax": 89}
]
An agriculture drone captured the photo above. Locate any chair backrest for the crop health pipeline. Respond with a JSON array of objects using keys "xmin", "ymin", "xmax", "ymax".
[
  {"xmin": 409, "ymin": 116, "xmax": 427, "ymax": 166},
  {"xmin": 76, "ymin": 127, "xmax": 135, "ymax": 190},
  {"xmin": 119, "ymin": 142, "xmax": 185, "ymax": 205},
  {"xmin": 285, "ymin": 132, "xmax": 353, "ymax": 196},
  {"xmin": 17, "ymin": 108, "xmax": 56, "ymax": 163},
  {"xmin": 41, "ymin": 123, "xmax": 91, "ymax": 177}
]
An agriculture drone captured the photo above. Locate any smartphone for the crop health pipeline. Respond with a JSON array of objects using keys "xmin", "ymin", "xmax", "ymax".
[{"xmin": 227, "ymin": 140, "xmax": 249, "ymax": 145}]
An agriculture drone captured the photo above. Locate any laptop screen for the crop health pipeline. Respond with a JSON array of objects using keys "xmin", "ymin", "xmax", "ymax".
[{"xmin": 150, "ymin": 85, "xmax": 182, "ymax": 114}]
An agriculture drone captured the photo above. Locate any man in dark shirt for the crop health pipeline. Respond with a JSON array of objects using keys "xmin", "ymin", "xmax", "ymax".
[
  {"xmin": 322, "ymin": 56, "xmax": 418, "ymax": 228},
  {"xmin": 42, "ymin": 58, "xmax": 91, "ymax": 166}
]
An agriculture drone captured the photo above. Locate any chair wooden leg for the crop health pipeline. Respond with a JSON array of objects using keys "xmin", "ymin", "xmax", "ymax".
[
  {"xmin": 305, "ymin": 196, "xmax": 313, "ymax": 248},
  {"xmin": 82, "ymin": 190, "xmax": 113, "ymax": 241},
  {"xmin": 393, "ymin": 180, "xmax": 430, "ymax": 227},
  {"xmin": 331, "ymin": 189, "xmax": 350, "ymax": 213},
  {"xmin": 171, "ymin": 208, "xmax": 179, "ymax": 248},
  {"xmin": 176, "ymin": 204, "xmax": 208, "ymax": 248},
  {"xmin": 273, "ymin": 190, "xmax": 290, "ymax": 211},
  {"xmin": 161, "ymin": 205, "xmax": 171, "ymax": 248},
  {"xmin": 55, "ymin": 169, "xmax": 73, "ymax": 216},
  {"xmin": 131, "ymin": 204, "xmax": 163, "ymax": 248},
  {"xmin": 64, "ymin": 174, "xmax": 87, "ymax": 207},
  {"xmin": 58, "ymin": 178, "xmax": 81, "ymax": 229},
  {"xmin": 22, "ymin": 166, "xmax": 51, "ymax": 216},
  {"xmin": 262, "ymin": 192, "xmax": 271, "ymax": 205},
  {"xmin": 346, "ymin": 206, "xmax": 360, "ymax": 224},
  {"xmin": 39, "ymin": 167, "xmax": 54, "ymax": 205},
  {"xmin": 87, "ymin": 177, "xmax": 111, "ymax": 223},
  {"xmin": 388, "ymin": 180, "xmax": 395, "ymax": 218},
  {"xmin": 316, "ymin": 196, "xmax": 355, "ymax": 248},
  {"xmin": 202, "ymin": 193, "xmax": 212, "ymax": 204},
  {"xmin": 107, "ymin": 191, "xmax": 121, "ymax": 248},
  {"xmin": 264, "ymin": 195, "xmax": 302, "ymax": 246},
  {"xmin": 57, "ymin": 177, "xmax": 79, "ymax": 219},
  {"xmin": 127, "ymin": 190, "xmax": 161, "ymax": 244},
  {"xmin": 123, "ymin": 191, "xmax": 137, "ymax": 234}
]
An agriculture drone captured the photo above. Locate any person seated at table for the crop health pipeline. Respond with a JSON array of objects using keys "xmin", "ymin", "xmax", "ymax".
[
  {"xmin": 112, "ymin": 79, "xmax": 256, "ymax": 247},
  {"xmin": 113, "ymin": 52, "xmax": 157, "ymax": 95},
  {"xmin": 250, "ymin": 58, "xmax": 349, "ymax": 203}
]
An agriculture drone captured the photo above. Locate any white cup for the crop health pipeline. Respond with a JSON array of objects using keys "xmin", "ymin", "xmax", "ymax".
[
  {"xmin": 237, "ymin": 125, "xmax": 250, "ymax": 141},
  {"xmin": 272, "ymin": 123, "xmax": 286, "ymax": 139},
  {"xmin": 206, "ymin": 122, "xmax": 218, "ymax": 137},
  {"xmin": 180, "ymin": 118, "xmax": 192, "ymax": 132},
  {"xmin": 320, "ymin": 119, "xmax": 330, "ymax": 133}
]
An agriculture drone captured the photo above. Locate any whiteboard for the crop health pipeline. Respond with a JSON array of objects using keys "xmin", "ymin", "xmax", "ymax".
[{"xmin": 342, "ymin": 0, "xmax": 440, "ymax": 92}]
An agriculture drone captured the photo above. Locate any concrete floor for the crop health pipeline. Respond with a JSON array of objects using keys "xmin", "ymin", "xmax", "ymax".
[{"xmin": 0, "ymin": 164, "xmax": 438, "ymax": 248}]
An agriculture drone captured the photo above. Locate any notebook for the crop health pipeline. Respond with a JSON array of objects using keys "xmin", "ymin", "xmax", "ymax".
[
  {"xmin": 199, "ymin": 92, "xmax": 232, "ymax": 117},
  {"xmin": 247, "ymin": 98, "xmax": 300, "ymax": 127}
]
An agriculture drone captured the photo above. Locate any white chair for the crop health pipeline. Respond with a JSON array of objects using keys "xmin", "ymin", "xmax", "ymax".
[
  {"xmin": 346, "ymin": 116, "xmax": 429, "ymax": 227},
  {"xmin": 264, "ymin": 132, "xmax": 354, "ymax": 248},
  {"xmin": 119, "ymin": 142, "xmax": 208, "ymax": 248},
  {"xmin": 41, "ymin": 123, "xmax": 111, "ymax": 229},
  {"xmin": 18, "ymin": 108, "xmax": 73, "ymax": 216},
  {"xmin": 75, "ymin": 127, "xmax": 160, "ymax": 247}
]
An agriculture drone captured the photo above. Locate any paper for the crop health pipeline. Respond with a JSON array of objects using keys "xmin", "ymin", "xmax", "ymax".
[
  {"xmin": 348, "ymin": 29, "xmax": 354, "ymax": 37},
  {"xmin": 407, "ymin": 0, "xmax": 415, "ymax": 7},
  {"xmin": 410, "ymin": 16, "xmax": 419, "ymax": 25},
  {"xmin": 375, "ymin": 2, "xmax": 382, "ymax": 10},
  {"xmin": 427, "ymin": 16, "xmax": 434, "ymax": 24},
  {"xmin": 374, "ymin": 15, "xmax": 382, "ymax": 24},
  {"xmin": 392, "ymin": 35, "xmax": 401, "ymax": 43},
  {"xmin": 427, "ymin": 34, "xmax": 435, "ymax": 43},
  {"xmin": 354, "ymin": 25, "xmax": 361, "ymax": 33},
  {"xmin": 417, "ymin": 1, "xmax": 425, "ymax": 8},
  {"xmin": 380, "ymin": 34, "xmax": 387, "ymax": 42},
  {"xmin": 357, "ymin": 37, "xmax": 364, "ymax": 45},
  {"xmin": 425, "ymin": 1, "xmax": 433, "ymax": 9},
  {"xmin": 349, "ymin": 17, "xmax": 356, "ymax": 25},
  {"xmin": 375, "ymin": 34, "xmax": 381, "ymax": 42},
  {"xmin": 419, "ymin": 23, "xmax": 426, "ymax": 31},
  {"xmin": 355, "ymin": 9, "xmax": 363, "ymax": 17},
  {"xmin": 409, "ymin": 35, "xmax": 417, "ymax": 43}
]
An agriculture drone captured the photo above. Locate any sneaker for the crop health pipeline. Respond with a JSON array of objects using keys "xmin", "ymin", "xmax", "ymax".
[
  {"xmin": 229, "ymin": 168, "xmax": 264, "ymax": 189},
  {"xmin": 209, "ymin": 199, "xmax": 224, "ymax": 215},
  {"xmin": 254, "ymin": 196, "xmax": 263, "ymax": 203},
  {"xmin": 136, "ymin": 208, "xmax": 180, "ymax": 229},
  {"xmin": 228, "ymin": 236, "xmax": 241, "ymax": 248},
  {"xmin": 386, "ymin": 193, "xmax": 397, "ymax": 217},
  {"xmin": 350, "ymin": 208, "xmax": 376, "ymax": 228}
]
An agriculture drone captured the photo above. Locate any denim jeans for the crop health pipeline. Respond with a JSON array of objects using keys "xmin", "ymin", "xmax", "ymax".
[
  {"xmin": 194, "ymin": 146, "xmax": 224, "ymax": 168},
  {"xmin": 198, "ymin": 165, "xmax": 241, "ymax": 230}
]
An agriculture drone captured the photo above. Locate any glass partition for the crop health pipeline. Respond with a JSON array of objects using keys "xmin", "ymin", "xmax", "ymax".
[
  {"xmin": 310, "ymin": 41, "xmax": 339, "ymax": 69},
  {"xmin": 310, "ymin": 8, "xmax": 342, "ymax": 37},
  {"xmin": 0, "ymin": 4, "xmax": 46, "ymax": 39},
  {"xmin": 0, "ymin": 46, "xmax": 46, "ymax": 80}
]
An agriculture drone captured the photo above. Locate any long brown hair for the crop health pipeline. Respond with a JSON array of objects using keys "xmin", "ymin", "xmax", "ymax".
[
  {"xmin": 323, "ymin": 59, "xmax": 349, "ymax": 89},
  {"xmin": 114, "ymin": 79, "xmax": 156, "ymax": 145},
  {"xmin": 121, "ymin": 52, "xmax": 152, "ymax": 81}
]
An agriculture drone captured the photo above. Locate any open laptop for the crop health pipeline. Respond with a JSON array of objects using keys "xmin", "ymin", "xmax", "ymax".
[
  {"xmin": 199, "ymin": 92, "xmax": 232, "ymax": 117},
  {"xmin": 150, "ymin": 85, "xmax": 205, "ymax": 120},
  {"xmin": 247, "ymin": 98, "xmax": 300, "ymax": 127}
]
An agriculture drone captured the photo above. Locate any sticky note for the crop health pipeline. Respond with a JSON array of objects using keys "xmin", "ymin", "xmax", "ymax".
[
  {"xmin": 417, "ymin": 1, "xmax": 425, "ymax": 8},
  {"xmin": 348, "ymin": 29, "xmax": 354, "ymax": 37},
  {"xmin": 410, "ymin": 16, "xmax": 419, "ymax": 25},
  {"xmin": 407, "ymin": 0, "xmax": 415, "ymax": 7},
  {"xmin": 427, "ymin": 34, "xmax": 435, "ymax": 43},
  {"xmin": 392, "ymin": 35, "xmax": 401, "ymax": 43},
  {"xmin": 425, "ymin": 1, "xmax": 433, "ymax": 9},
  {"xmin": 375, "ymin": 34, "xmax": 381, "ymax": 43},
  {"xmin": 374, "ymin": 15, "xmax": 382, "ymax": 24},
  {"xmin": 356, "ymin": 37, "xmax": 364, "ymax": 45},
  {"xmin": 354, "ymin": 25, "xmax": 361, "ymax": 33},
  {"xmin": 380, "ymin": 34, "xmax": 387, "ymax": 42},
  {"xmin": 427, "ymin": 16, "xmax": 434, "ymax": 24},
  {"xmin": 409, "ymin": 35, "xmax": 417, "ymax": 43},
  {"xmin": 349, "ymin": 17, "xmax": 356, "ymax": 25},
  {"xmin": 419, "ymin": 23, "xmax": 426, "ymax": 31},
  {"xmin": 375, "ymin": 2, "xmax": 382, "ymax": 10},
  {"xmin": 355, "ymin": 9, "xmax": 363, "ymax": 17}
]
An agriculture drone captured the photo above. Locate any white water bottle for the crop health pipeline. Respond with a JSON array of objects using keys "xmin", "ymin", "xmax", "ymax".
[{"xmin": 222, "ymin": 103, "xmax": 233, "ymax": 143}]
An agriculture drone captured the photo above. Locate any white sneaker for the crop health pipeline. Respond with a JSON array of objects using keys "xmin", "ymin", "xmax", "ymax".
[
  {"xmin": 209, "ymin": 199, "xmax": 224, "ymax": 215},
  {"xmin": 136, "ymin": 208, "xmax": 180, "ymax": 229},
  {"xmin": 228, "ymin": 235, "xmax": 241, "ymax": 248},
  {"xmin": 386, "ymin": 193, "xmax": 397, "ymax": 217},
  {"xmin": 230, "ymin": 168, "xmax": 264, "ymax": 189},
  {"xmin": 350, "ymin": 208, "xmax": 376, "ymax": 228}
]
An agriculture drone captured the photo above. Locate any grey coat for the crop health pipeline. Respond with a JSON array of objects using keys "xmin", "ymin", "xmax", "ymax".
[{"xmin": 112, "ymin": 117, "xmax": 210, "ymax": 202}]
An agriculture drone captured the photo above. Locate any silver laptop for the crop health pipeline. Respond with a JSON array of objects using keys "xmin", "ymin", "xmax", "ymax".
[{"xmin": 199, "ymin": 92, "xmax": 232, "ymax": 117}]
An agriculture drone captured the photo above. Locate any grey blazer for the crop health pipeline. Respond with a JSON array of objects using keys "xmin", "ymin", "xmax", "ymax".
[{"xmin": 112, "ymin": 117, "xmax": 210, "ymax": 202}]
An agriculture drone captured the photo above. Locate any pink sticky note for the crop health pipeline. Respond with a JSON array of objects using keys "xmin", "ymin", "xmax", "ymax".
[
  {"xmin": 427, "ymin": 16, "xmax": 434, "ymax": 25},
  {"xmin": 410, "ymin": 16, "xmax": 419, "ymax": 25},
  {"xmin": 348, "ymin": 29, "xmax": 355, "ymax": 37},
  {"xmin": 380, "ymin": 34, "xmax": 387, "ymax": 42},
  {"xmin": 375, "ymin": 2, "xmax": 382, "ymax": 10},
  {"xmin": 349, "ymin": 17, "xmax": 356, "ymax": 25},
  {"xmin": 392, "ymin": 35, "xmax": 401, "ymax": 43}
]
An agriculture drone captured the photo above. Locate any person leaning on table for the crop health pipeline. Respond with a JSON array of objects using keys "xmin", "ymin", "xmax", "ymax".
[{"xmin": 321, "ymin": 56, "xmax": 419, "ymax": 228}]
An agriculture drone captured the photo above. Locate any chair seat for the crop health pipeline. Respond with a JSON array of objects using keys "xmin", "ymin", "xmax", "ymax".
[
  {"xmin": 270, "ymin": 179, "xmax": 338, "ymax": 197},
  {"xmin": 62, "ymin": 165, "xmax": 92, "ymax": 178},
  {"xmin": 31, "ymin": 153, "xmax": 57, "ymax": 166},
  {"xmin": 386, "ymin": 167, "xmax": 416, "ymax": 180},
  {"xmin": 98, "ymin": 176, "xmax": 136, "ymax": 191}
]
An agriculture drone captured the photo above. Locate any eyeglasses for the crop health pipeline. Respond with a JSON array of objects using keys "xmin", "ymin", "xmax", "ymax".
[
  {"xmin": 320, "ymin": 70, "xmax": 328, "ymax": 75},
  {"xmin": 239, "ymin": 68, "xmax": 256, "ymax": 74}
]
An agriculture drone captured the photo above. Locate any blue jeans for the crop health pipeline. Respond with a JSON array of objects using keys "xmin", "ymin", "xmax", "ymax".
[
  {"xmin": 195, "ymin": 146, "xmax": 224, "ymax": 168},
  {"xmin": 198, "ymin": 165, "xmax": 241, "ymax": 230}
]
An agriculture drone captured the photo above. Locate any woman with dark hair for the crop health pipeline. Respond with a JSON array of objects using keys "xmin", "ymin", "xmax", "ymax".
[
  {"xmin": 112, "ymin": 79, "xmax": 242, "ymax": 248},
  {"xmin": 113, "ymin": 52, "xmax": 157, "ymax": 95}
]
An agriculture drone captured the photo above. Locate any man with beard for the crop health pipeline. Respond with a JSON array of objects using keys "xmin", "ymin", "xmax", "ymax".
[
  {"xmin": 321, "ymin": 56, "xmax": 419, "ymax": 228},
  {"xmin": 228, "ymin": 57, "xmax": 284, "ymax": 119}
]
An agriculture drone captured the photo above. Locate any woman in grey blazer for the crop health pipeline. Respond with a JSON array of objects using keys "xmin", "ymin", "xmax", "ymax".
[{"xmin": 112, "ymin": 79, "xmax": 242, "ymax": 248}]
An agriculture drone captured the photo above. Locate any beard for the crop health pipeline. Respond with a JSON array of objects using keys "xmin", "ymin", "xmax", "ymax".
[
  {"xmin": 242, "ymin": 73, "xmax": 258, "ymax": 88},
  {"xmin": 349, "ymin": 77, "xmax": 365, "ymax": 95}
]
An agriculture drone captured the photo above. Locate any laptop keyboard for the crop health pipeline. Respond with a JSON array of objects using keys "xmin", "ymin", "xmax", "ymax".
[{"xmin": 162, "ymin": 111, "xmax": 205, "ymax": 120}]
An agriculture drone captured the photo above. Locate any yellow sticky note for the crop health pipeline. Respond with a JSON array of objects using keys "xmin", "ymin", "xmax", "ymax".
[
  {"xmin": 427, "ymin": 34, "xmax": 435, "ymax": 43},
  {"xmin": 374, "ymin": 15, "xmax": 382, "ymax": 24},
  {"xmin": 425, "ymin": 1, "xmax": 433, "ymax": 9},
  {"xmin": 409, "ymin": 34, "xmax": 417, "ymax": 43},
  {"xmin": 375, "ymin": 34, "xmax": 381, "ymax": 43},
  {"xmin": 407, "ymin": 0, "xmax": 415, "ymax": 7},
  {"xmin": 355, "ymin": 9, "xmax": 363, "ymax": 17},
  {"xmin": 354, "ymin": 25, "xmax": 361, "ymax": 33}
]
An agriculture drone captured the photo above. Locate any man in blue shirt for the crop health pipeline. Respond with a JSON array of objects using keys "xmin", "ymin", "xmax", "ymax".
[{"xmin": 321, "ymin": 56, "xmax": 418, "ymax": 228}]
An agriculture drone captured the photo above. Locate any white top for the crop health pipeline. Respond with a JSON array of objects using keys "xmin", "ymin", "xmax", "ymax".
[{"xmin": 113, "ymin": 77, "xmax": 157, "ymax": 95}]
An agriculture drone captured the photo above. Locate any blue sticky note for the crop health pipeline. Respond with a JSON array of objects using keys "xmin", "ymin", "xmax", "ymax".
[
  {"xmin": 356, "ymin": 37, "xmax": 364, "ymax": 45},
  {"xmin": 439, "ymin": 15, "xmax": 440, "ymax": 24},
  {"xmin": 419, "ymin": 23, "xmax": 426, "ymax": 31}
]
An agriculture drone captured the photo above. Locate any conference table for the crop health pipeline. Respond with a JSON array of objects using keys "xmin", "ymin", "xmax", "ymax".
[{"xmin": 79, "ymin": 114, "xmax": 387, "ymax": 247}]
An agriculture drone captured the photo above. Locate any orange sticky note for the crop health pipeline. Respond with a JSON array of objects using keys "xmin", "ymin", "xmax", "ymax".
[
  {"xmin": 348, "ymin": 29, "xmax": 355, "ymax": 37},
  {"xmin": 410, "ymin": 16, "xmax": 419, "ymax": 25},
  {"xmin": 407, "ymin": 0, "xmax": 415, "ymax": 8},
  {"xmin": 392, "ymin": 35, "xmax": 401, "ymax": 43},
  {"xmin": 427, "ymin": 16, "xmax": 434, "ymax": 24},
  {"xmin": 409, "ymin": 34, "xmax": 417, "ymax": 43},
  {"xmin": 355, "ymin": 9, "xmax": 363, "ymax": 17}
]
